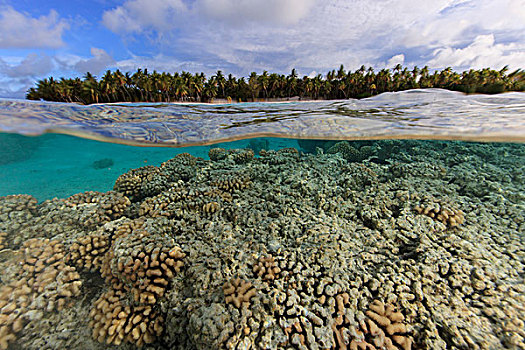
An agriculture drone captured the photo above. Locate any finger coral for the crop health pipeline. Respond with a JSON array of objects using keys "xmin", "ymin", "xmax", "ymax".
[
  {"xmin": 414, "ymin": 199, "xmax": 464, "ymax": 227},
  {"xmin": 360, "ymin": 300, "xmax": 412, "ymax": 350},
  {"xmin": 213, "ymin": 174, "xmax": 251, "ymax": 192},
  {"xmin": 253, "ymin": 255, "xmax": 281, "ymax": 281},
  {"xmin": 89, "ymin": 288, "xmax": 164, "ymax": 347},
  {"xmin": 108, "ymin": 232, "xmax": 185, "ymax": 304},
  {"xmin": 223, "ymin": 278, "xmax": 256, "ymax": 308},
  {"xmin": 68, "ymin": 233, "xmax": 112, "ymax": 271},
  {"xmin": 0, "ymin": 231, "xmax": 6, "ymax": 250},
  {"xmin": 0, "ymin": 238, "xmax": 82, "ymax": 350},
  {"xmin": 208, "ymin": 147, "xmax": 228, "ymax": 161}
]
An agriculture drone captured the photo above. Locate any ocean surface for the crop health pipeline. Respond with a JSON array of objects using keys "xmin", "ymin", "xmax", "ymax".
[{"xmin": 0, "ymin": 89, "xmax": 524, "ymax": 350}]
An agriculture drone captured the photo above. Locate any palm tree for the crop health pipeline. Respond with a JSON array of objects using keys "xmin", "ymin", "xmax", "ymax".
[{"xmin": 248, "ymin": 72, "xmax": 259, "ymax": 101}]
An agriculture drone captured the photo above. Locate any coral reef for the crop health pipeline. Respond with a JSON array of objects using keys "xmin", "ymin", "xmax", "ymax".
[
  {"xmin": 0, "ymin": 140, "xmax": 524, "ymax": 350},
  {"xmin": 108, "ymin": 232, "xmax": 185, "ymax": 304},
  {"xmin": 212, "ymin": 174, "xmax": 251, "ymax": 192},
  {"xmin": 113, "ymin": 166, "xmax": 166, "ymax": 200},
  {"xmin": 253, "ymin": 255, "xmax": 281, "ymax": 281},
  {"xmin": 360, "ymin": 300, "xmax": 412, "ymax": 350}
]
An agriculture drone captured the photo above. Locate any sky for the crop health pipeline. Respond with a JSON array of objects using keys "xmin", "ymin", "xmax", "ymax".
[{"xmin": 0, "ymin": 0, "xmax": 524, "ymax": 98}]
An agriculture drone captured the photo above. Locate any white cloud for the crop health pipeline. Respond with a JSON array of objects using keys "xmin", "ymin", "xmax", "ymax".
[
  {"xmin": 73, "ymin": 48, "xmax": 116, "ymax": 74},
  {"xmin": 102, "ymin": 0, "xmax": 186, "ymax": 34},
  {"xmin": 0, "ymin": 6, "xmax": 69, "ymax": 49},
  {"xmin": 386, "ymin": 54, "xmax": 405, "ymax": 69},
  {"xmin": 197, "ymin": 0, "xmax": 316, "ymax": 25},
  {"xmin": 0, "ymin": 53, "xmax": 55, "ymax": 78},
  {"xmin": 104, "ymin": 0, "xmax": 524, "ymax": 74},
  {"xmin": 427, "ymin": 34, "xmax": 525, "ymax": 70}
]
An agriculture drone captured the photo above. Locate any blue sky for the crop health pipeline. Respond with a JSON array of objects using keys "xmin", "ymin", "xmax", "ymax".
[{"xmin": 0, "ymin": 0, "xmax": 524, "ymax": 98}]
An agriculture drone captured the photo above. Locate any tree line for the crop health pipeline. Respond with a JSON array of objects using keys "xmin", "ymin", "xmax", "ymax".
[{"xmin": 26, "ymin": 65, "xmax": 525, "ymax": 104}]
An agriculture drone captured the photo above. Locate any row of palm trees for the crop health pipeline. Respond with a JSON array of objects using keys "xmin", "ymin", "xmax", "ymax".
[{"xmin": 26, "ymin": 65, "xmax": 525, "ymax": 104}]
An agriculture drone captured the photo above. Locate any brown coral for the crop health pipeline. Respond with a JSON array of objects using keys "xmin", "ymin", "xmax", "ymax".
[
  {"xmin": 414, "ymin": 200, "xmax": 464, "ymax": 227},
  {"xmin": 223, "ymin": 278, "xmax": 256, "ymax": 308},
  {"xmin": 89, "ymin": 289, "xmax": 164, "ymax": 347},
  {"xmin": 65, "ymin": 191, "xmax": 131, "ymax": 228},
  {"xmin": 253, "ymin": 255, "xmax": 281, "ymax": 281}
]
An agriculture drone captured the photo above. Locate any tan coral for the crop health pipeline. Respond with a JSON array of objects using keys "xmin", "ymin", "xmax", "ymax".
[
  {"xmin": 0, "ymin": 232, "xmax": 6, "ymax": 250},
  {"xmin": 0, "ymin": 238, "xmax": 82, "ymax": 350},
  {"xmin": 223, "ymin": 278, "xmax": 256, "ymax": 308},
  {"xmin": 213, "ymin": 174, "xmax": 251, "ymax": 192},
  {"xmin": 89, "ymin": 288, "xmax": 164, "ymax": 347},
  {"xmin": 110, "ymin": 233, "xmax": 185, "ymax": 304},
  {"xmin": 0, "ymin": 194, "xmax": 38, "ymax": 214},
  {"xmin": 414, "ymin": 199, "xmax": 464, "ymax": 227},
  {"xmin": 361, "ymin": 300, "xmax": 412, "ymax": 350},
  {"xmin": 65, "ymin": 191, "xmax": 131, "ymax": 227},
  {"xmin": 68, "ymin": 233, "xmax": 112, "ymax": 271},
  {"xmin": 114, "ymin": 218, "xmax": 145, "ymax": 239},
  {"xmin": 202, "ymin": 201, "xmax": 220, "ymax": 214},
  {"xmin": 253, "ymin": 255, "xmax": 281, "ymax": 281}
]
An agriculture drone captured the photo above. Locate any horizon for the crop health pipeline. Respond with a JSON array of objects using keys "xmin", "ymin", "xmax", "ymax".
[{"xmin": 1, "ymin": 0, "xmax": 524, "ymax": 99}]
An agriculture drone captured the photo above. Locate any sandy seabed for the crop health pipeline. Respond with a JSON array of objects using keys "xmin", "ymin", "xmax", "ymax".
[{"xmin": 0, "ymin": 139, "xmax": 524, "ymax": 350}]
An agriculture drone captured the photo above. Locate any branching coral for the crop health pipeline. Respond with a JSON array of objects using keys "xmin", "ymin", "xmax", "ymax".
[
  {"xmin": 0, "ymin": 231, "xmax": 6, "ymax": 250},
  {"xmin": 111, "ymin": 233, "xmax": 185, "ymax": 304},
  {"xmin": 89, "ymin": 289, "xmax": 164, "ymax": 347},
  {"xmin": 213, "ymin": 174, "xmax": 251, "ymax": 192},
  {"xmin": 223, "ymin": 278, "xmax": 256, "ymax": 308},
  {"xmin": 414, "ymin": 199, "xmax": 464, "ymax": 227},
  {"xmin": 68, "ymin": 233, "xmax": 112, "ymax": 271},
  {"xmin": 253, "ymin": 255, "xmax": 281, "ymax": 281},
  {"xmin": 209, "ymin": 148, "xmax": 228, "ymax": 161},
  {"xmin": 0, "ymin": 238, "xmax": 82, "ymax": 350},
  {"xmin": 358, "ymin": 300, "xmax": 412, "ymax": 350},
  {"xmin": 114, "ymin": 166, "xmax": 165, "ymax": 200}
]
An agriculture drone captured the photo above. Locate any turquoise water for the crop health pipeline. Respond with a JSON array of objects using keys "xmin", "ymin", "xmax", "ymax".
[
  {"xmin": 0, "ymin": 91, "xmax": 524, "ymax": 350},
  {"xmin": 0, "ymin": 133, "xmax": 296, "ymax": 200}
]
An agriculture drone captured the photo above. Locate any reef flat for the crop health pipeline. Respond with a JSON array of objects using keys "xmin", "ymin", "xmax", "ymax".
[{"xmin": 0, "ymin": 140, "xmax": 524, "ymax": 350}]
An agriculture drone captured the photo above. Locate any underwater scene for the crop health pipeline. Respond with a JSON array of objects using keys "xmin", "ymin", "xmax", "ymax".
[{"xmin": 0, "ymin": 90, "xmax": 524, "ymax": 350}]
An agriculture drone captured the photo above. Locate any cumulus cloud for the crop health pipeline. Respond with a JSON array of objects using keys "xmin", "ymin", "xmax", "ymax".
[
  {"xmin": 73, "ymin": 48, "xmax": 116, "ymax": 74},
  {"xmin": 427, "ymin": 34, "xmax": 525, "ymax": 70},
  {"xmin": 0, "ymin": 6, "xmax": 69, "ymax": 49},
  {"xmin": 109, "ymin": 0, "xmax": 525, "ymax": 74},
  {"xmin": 102, "ymin": 0, "xmax": 186, "ymax": 34},
  {"xmin": 0, "ymin": 53, "xmax": 57, "ymax": 99},
  {"xmin": 0, "ymin": 53, "xmax": 55, "ymax": 78}
]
